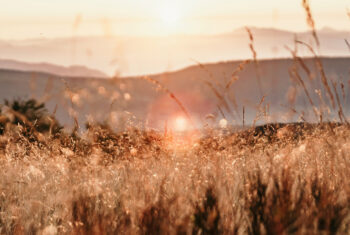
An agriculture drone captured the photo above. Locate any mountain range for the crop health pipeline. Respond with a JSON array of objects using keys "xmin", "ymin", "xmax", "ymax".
[
  {"xmin": 0, "ymin": 27, "xmax": 349, "ymax": 76},
  {"xmin": 0, "ymin": 58, "xmax": 107, "ymax": 78}
]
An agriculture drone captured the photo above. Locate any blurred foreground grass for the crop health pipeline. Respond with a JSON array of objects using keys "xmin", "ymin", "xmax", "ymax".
[{"xmin": 0, "ymin": 100, "xmax": 350, "ymax": 234}]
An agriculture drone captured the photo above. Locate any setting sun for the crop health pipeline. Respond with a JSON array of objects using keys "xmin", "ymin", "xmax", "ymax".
[{"xmin": 158, "ymin": 2, "xmax": 182, "ymax": 27}]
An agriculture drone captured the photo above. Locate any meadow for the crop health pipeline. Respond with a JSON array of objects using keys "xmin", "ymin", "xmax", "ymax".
[{"xmin": 0, "ymin": 101, "xmax": 350, "ymax": 234}]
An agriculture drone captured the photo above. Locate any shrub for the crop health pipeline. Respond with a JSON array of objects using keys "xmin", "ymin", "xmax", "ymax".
[{"xmin": 4, "ymin": 98, "xmax": 62, "ymax": 136}]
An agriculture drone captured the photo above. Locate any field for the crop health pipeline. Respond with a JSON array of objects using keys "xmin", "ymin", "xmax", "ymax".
[{"xmin": 1, "ymin": 104, "xmax": 350, "ymax": 234}]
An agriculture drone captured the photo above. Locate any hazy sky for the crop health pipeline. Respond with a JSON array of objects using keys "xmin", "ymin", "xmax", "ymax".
[{"xmin": 0, "ymin": 0, "xmax": 349, "ymax": 39}]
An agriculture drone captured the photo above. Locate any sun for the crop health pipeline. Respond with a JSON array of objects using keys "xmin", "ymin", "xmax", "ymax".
[
  {"xmin": 158, "ymin": 3, "xmax": 181, "ymax": 27},
  {"xmin": 173, "ymin": 116, "xmax": 188, "ymax": 132}
]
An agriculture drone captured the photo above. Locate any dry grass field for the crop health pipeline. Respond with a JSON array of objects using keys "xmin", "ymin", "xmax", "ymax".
[{"xmin": 0, "ymin": 102, "xmax": 350, "ymax": 234}]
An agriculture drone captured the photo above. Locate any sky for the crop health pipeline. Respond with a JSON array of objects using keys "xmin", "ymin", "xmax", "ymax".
[{"xmin": 0, "ymin": 0, "xmax": 349, "ymax": 39}]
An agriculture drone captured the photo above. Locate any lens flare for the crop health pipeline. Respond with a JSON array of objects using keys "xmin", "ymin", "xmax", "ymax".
[{"xmin": 173, "ymin": 116, "xmax": 188, "ymax": 132}]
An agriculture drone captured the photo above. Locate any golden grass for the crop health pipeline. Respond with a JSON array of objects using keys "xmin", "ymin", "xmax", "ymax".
[{"xmin": 1, "ymin": 121, "xmax": 350, "ymax": 234}]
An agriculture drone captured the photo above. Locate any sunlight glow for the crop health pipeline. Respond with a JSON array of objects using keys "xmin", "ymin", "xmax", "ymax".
[
  {"xmin": 173, "ymin": 116, "xmax": 188, "ymax": 132},
  {"xmin": 158, "ymin": 3, "xmax": 181, "ymax": 27}
]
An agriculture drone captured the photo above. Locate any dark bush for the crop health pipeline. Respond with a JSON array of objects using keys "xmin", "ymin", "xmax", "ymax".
[{"xmin": 4, "ymin": 98, "xmax": 62, "ymax": 136}]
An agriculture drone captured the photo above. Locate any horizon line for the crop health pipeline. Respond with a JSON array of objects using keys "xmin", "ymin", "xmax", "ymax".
[{"xmin": 1, "ymin": 25, "xmax": 349, "ymax": 42}]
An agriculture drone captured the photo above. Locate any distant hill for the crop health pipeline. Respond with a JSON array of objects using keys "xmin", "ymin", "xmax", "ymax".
[
  {"xmin": 0, "ymin": 59, "xmax": 107, "ymax": 78},
  {"xmin": 0, "ymin": 27, "xmax": 349, "ymax": 76},
  {"xmin": 0, "ymin": 57, "xmax": 349, "ymax": 130}
]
